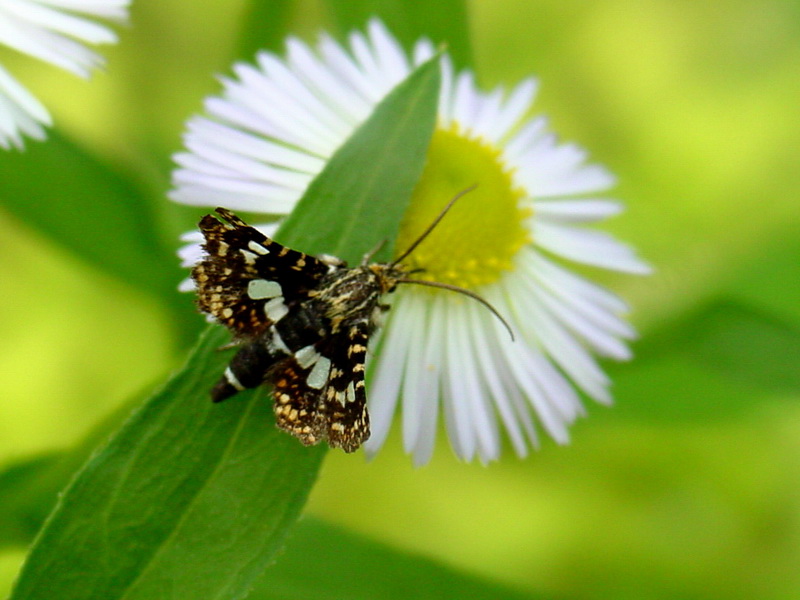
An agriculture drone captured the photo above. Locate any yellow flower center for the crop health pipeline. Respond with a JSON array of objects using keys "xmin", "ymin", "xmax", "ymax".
[{"xmin": 395, "ymin": 124, "xmax": 530, "ymax": 288}]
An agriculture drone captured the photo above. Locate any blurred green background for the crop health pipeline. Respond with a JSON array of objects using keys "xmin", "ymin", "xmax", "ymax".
[{"xmin": 1, "ymin": 0, "xmax": 799, "ymax": 598}]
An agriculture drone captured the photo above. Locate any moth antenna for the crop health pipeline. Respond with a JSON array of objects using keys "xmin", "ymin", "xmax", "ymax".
[
  {"xmin": 390, "ymin": 184, "xmax": 478, "ymax": 267},
  {"xmin": 361, "ymin": 238, "xmax": 388, "ymax": 265},
  {"xmin": 396, "ymin": 278, "xmax": 515, "ymax": 341}
]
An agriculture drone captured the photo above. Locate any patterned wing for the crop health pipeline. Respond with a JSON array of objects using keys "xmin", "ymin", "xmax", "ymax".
[
  {"xmin": 318, "ymin": 322, "xmax": 371, "ymax": 452},
  {"xmin": 271, "ymin": 356, "xmax": 327, "ymax": 447},
  {"xmin": 269, "ymin": 323, "xmax": 371, "ymax": 452},
  {"xmin": 193, "ymin": 208, "xmax": 340, "ymax": 337}
]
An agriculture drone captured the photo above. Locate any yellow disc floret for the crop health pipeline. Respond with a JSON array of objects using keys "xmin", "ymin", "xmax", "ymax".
[{"xmin": 395, "ymin": 124, "xmax": 530, "ymax": 288}]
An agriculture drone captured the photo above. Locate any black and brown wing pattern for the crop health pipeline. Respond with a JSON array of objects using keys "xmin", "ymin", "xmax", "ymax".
[
  {"xmin": 316, "ymin": 322, "xmax": 371, "ymax": 452},
  {"xmin": 271, "ymin": 356, "xmax": 328, "ymax": 447},
  {"xmin": 193, "ymin": 208, "xmax": 375, "ymax": 452},
  {"xmin": 267, "ymin": 323, "xmax": 369, "ymax": 452},
  {"xmin": 192, "ymin": 208, "xmax": 336, "ymax": 337}
]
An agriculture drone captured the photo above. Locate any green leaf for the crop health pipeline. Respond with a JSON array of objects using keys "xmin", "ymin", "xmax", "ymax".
[
  {"xmin": 0, "ymin": 132, "xmax": 177, "ymax": 300},
  {"xmin": 0, "ymin": 396, "xmax": 148, "ymax": 551},
  {"xmin": 10, "ymin": 327, "xmax": 325, "ymax": 600},
  {"xmin": 0, "ymin": 454, "xmax": 62, "ymax": 549},
  {"xmin": 609, "ymin": 299, "xmax": 800, "ymax": 423},
  {"xmin": 684, "ymin": 301, "xmax": 800, "ymax": 394},
  {"xmin": 248, "ymin": 518, "xmax": 537, "ymax": 600},
  {"xmin": 324, "ymin": 0, "xmax": 472, "ymax": 70},
  {"xmin": 278, "ymin": 54, "xmax": 441, "ymax": 263},
  {"xmin": 236, "ymin": 0, "xmax": 295, "ymax": 60},
  {"xmin": 10, "ymin": 57, "xmax": 441, "ymax": 600}
]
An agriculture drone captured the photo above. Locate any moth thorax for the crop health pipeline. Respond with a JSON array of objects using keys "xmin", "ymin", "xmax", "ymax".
[{"xmin": 321, "ymin": 266, "xmax": 384, "ymax": 321}]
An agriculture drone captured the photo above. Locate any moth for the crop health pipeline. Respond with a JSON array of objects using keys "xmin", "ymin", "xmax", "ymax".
[{"xmin": 192, "ymin": 188, "xmax": 511, "ymax": 452}]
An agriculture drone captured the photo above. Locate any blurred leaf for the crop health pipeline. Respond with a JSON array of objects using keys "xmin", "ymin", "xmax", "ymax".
[
  {"xmin": 237, "ymin": 0, "xmax": 295, "ymax": 59},
  {"xmin": 0, "ymin": 132, "xmax": 178, "ymax": 299},
  {"xmin": 610, "ymin": 299, "xmax": 800, "ymax": 423},
  {"xmin": 0, "ymin": 394, "xmax": 146, "ymax": 551},
  {"xmin": 324, "ymin": 0, "xmax": 472, "ymax": 69},
  {"xmin": 0, "ymin": 454, "xmax": 61, "ymax": 549},
  {"xmin": 10, "ymin": 57, "xmax": 441, "ymax": 600},
  {"xmin": 249, "ymin": 517, "xmax": 537, "ymax": 600},
  {"xmin": 278, "ymin": 54, "xmax": 440, "ymax": 263},
  {"xmin": 726, "ymin": 231, "xmax": 800, "ymax": 329},
  {"xmin": 685, "ymin": 301, "xmax": 800, "ymax": 394}
]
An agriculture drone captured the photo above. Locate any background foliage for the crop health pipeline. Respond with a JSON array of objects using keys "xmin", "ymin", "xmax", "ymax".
[{"xmin": 1, "ymin": 1, "xmax": 798, "ymax": 598}]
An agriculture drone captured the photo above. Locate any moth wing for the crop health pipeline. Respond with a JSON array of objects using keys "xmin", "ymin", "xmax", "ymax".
[
  {"xmin": 317, "ymin": 322, "xmax": 371, "ymax": 453},
  {"xmin": 193, "ymin": 208, "xmax": 339, "ymax": 337},
  {"xmin": 270, "ymin": 323, "xmax": 371, "ymax": 453},
  {"xmin": 270, "ymin": 353, "xmax": 330, "ymax": 447}
]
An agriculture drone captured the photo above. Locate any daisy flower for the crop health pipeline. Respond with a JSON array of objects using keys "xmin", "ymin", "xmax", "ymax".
[
  {"xmin": 172, "ymin": 19, "xmax": 649, "ymax": 465},
  {"xmin": 0, "ymin": 0, "xmax": 129, "ymax": 149}
]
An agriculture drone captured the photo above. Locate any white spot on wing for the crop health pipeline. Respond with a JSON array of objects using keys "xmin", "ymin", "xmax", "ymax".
[
  {"xmin": 295, "ymin": 345, "xmax": 320, "ymax": 369},
  {"xmin": 270, "ymin": 329, "xmax": 290, "ymax": 354},
  {"xmin": 240, "ymin": 249, "xmax": 257, "ymax": 265},
  {"xmin": 307, "ymin": 356, "xmax": 331, "ymax": 390},
  {"xmin": 248, "ymin": 279, "xmax": 282, "ymax": 300},
  {"xmin": 264, "ymin": 297, "xmax": 288, "ymax": 322},
  {"xmin": 248, "ymin": 240, "xmax": 269, "ymax": 255},
  {"xmin": 346, "ymin": 381, "xmax": 356, "ymax": 404}
]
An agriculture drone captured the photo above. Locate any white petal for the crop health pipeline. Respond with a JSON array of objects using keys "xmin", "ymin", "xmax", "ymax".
[
  {"xmin": 0, "ymin": 64, "xmax": 50, "ymax": 148},
  {"xmin": 436, "ymin": 52, "xmax": 455, "ymax": 125},
  {"xmin": 0, "ymin": 2, "xmax": 113, "ymax": 78},
  {"xmin": 182, "ymin": 138, "xmax": 312, "ymax": 190},
  {"xmin": 398, "ymin": 293, "xmax": 431, "ymax": 450},
  {"xmin": 319, "ymin": 33, "xmax": 383, "ymax": 104},
  {"xmin": 367, "ymin": 18, "xmax": 410, "ymax": 84},
  {"xmin": 523, "ymin": 275, "xmax": 632, "ymax": 359},
  {"xmin": 469, "ymin": 86, "xmax": 503, "ymax": 141},
  {"xmin": 364, "ymin": 298, "xmax": 409, "ymax": 455},
  {"xmin": 35, "ymin": 0, "xmax": 128, "ymax": 20},
  {"xmin": 534, "ymin": 199, "xmax": 623, "ymax": 222},
  {"xmin": 529, "ymin": 250, "xmax": 631, "ymax": 313},
  {"xmin": 184, "ymin": 118, "xmax": 324, "ymax": 173},
  {"xmin": 286, "ymin": 38, "xmax": 370, "ymax": 125},
  {"xmin": 3, "ymin": 0, "xmax": 117, "ymax": 43},
  {"xmin": 168, "ymin": 180, "xmax": 298, "ymax": 213},
  {"xmin": 451, "ymin": 71, "xmax": 481, "ymax": 129},
  {"xmin": 534, "ymin": 221, "xmax": 652, "ymax": 274},
  {"xmin": 254, "ymin": 52, "xmax": 352, "ymax": 143},
  {"xmin": 177, "ymin": 237, "xmax": 203, "ymax": 268},
  {"xmin": 465, "ymin": 301, "xmax": 530, "ymax": 456},
  {"xmin": 447, "ymin": 298, "xmax": 500, "ymax": 462},
  {"xmin": 493, "ymin": 324, "xmax": 572, "ymax": 444},
  {"xmin": 502, "ymin": 116, "xmax": 548, "ymax": 163},
  {"xmin": 504, "ymin": 274, "xmax": 612, "ymax": 403},
  {"xmin": 491, "ymin": 77, "xmax": 538, "ymax": 143},
  {"xmin": 524, "ymin": 250, "xmax": 636, "ymax": 339},
  {"xmin": 228, "ymin": 61, "xmax": 341, "ymax": 154},
  {"xmin": 514, "ymin": 141, "xmax": 617, "ymax": 197},
  {"xmin": 404, "ymin": 292, "xmax": 442, "ymax": 466},
  {"xmin": 205, "ymin": 96, "xmax": 320, "ymax": 154},
  {"xmin": 441, "ymin": 297, "xmax": 474, "ymax": 460},
  {"xmin": 411, "ymin": 38, "xmax": 435, "ymax": 65}
]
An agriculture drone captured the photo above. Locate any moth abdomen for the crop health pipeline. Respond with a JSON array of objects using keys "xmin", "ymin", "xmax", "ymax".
[{"xmin": 211, "ymin": 340, "xmax": 278, "ymax": 403}]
